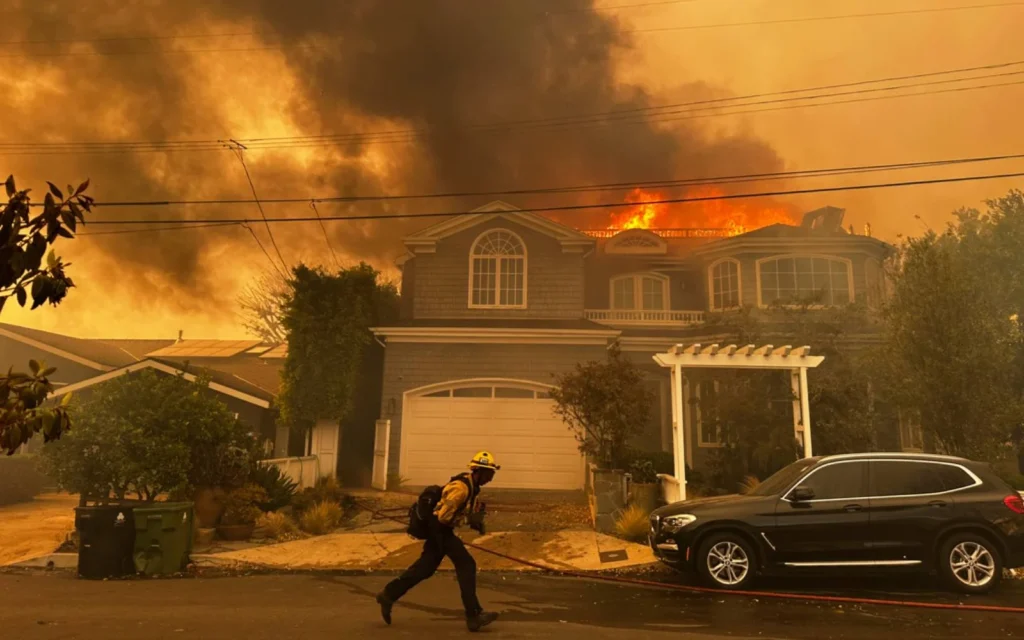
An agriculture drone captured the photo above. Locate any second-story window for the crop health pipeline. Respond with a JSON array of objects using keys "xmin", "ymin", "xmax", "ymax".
[
  {"xmin": 469, "ymin": 229, "xmax": 526, "ymax": 308},
  {"xmin": 757, "ymin": 255, "xmax": 853, "ymax": 306},
  {"xmin": 610, "ymin": 273, "xmax": 668, "ymax": 310},
  {"xmin": 709, "ymin": 258, "xmax": 741, "ymax": 310}
]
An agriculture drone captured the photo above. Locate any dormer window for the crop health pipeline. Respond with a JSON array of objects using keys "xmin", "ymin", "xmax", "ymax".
[
  {"xmin": 610, "ymin": 273, "xmax": 668, "ymax": 310},
  {"xmin": 469, "ymin": 229, "xmax": 526, "ymax": 308}
]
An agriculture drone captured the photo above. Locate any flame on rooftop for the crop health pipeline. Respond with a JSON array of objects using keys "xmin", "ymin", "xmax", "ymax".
[{"xmin": 607, "ymin": 187, "xmax": 797, "ymax": 236}]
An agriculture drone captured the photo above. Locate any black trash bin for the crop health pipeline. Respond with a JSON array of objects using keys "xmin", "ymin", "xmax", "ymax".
[{"xmin": 75, "ymin": 503, "xmax": 138, "ymax": 579}]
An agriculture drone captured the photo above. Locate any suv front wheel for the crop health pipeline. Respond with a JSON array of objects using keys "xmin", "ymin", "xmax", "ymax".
[
  {"xmin": 696, "ymin": 533, "xmax": 756, "ymax": 590},
  {"xmin": 938, "ymin": 533, "xmax": 1003, "ymax": 594}
]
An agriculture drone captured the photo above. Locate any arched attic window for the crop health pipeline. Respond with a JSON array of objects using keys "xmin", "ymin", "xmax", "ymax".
[{"xmin": 469, "ymin": 229, "xmax": 526, "ymax": 308}]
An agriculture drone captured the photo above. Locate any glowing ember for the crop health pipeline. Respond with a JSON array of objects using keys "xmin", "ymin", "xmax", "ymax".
[{"xmin": 607, "ymin": 186, "xmax": 796, "ymax": 236}]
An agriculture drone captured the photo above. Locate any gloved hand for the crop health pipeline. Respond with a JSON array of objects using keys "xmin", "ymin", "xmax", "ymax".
[{"xmin": 467, "ymin": 511, "xmax": 486, "ymax": 535}]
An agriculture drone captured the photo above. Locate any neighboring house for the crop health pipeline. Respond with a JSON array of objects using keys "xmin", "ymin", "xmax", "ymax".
[
  {"xmin": 0, "ymin": 325, "xmax": 292, "ymax": 457},
  {"xmin": 371, "ymin": 200, "xmax": 898, "ymax": 491}
]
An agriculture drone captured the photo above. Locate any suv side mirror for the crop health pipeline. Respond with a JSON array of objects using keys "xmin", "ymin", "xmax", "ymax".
[{"xmin": 790, "ymin": 487, "xmax": 815, "ymax": 502}]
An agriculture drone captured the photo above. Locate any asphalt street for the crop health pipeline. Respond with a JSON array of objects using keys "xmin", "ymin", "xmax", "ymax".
[{"xmin": 1, "ymin": 571, "xmax": 1022, "ymax": 639}]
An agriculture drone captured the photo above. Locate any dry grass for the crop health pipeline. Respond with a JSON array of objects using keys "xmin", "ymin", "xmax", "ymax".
[
  {"xmin": 614, "ymin": 504, "xmax": 651, "ymax": 542},
  {"xmin": 299, "ymin": 501, "xmax": 344, "ymax": 535},
  {"xmin": 738, "ymin": 475, "xmax": 761, "ymax": 495},
  {"xmin": 258, "ymin": 511, "xmax": 298, "ymax": 540}
]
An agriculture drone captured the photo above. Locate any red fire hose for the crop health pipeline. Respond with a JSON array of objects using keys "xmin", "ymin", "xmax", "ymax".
[{"xmin": 354, "ymin": 500, "xmax": 1024, "ymax": 615}]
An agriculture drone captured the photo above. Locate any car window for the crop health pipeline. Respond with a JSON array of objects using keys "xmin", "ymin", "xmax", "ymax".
[
  {"xmin": 869, "ymin": 461, "xmax": 970, "ymax": 497},
  {"xmin": 750, "ymin": 458, "xmax": 817, "ymax": 496},
  {"xmin": 789, "ymin": 461, "xmax": 868, "ymax": 500}
]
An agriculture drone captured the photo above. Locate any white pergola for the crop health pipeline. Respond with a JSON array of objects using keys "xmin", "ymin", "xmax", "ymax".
[{"xmin": 653, "ymin": 343, "xmax": 825, "ymax": 503}]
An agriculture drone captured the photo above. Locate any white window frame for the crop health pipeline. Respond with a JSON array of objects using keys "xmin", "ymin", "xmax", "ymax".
[
  {"xmin": 468, "ymin": 228, "xmax": 527, "ymax": 309},
  {"xmin": 755, "ymin": 254, "xmax": 855, "ymax": 308},
  {"xmin": 707, "ymin": 258, "xmax": 742, "ymax": 311},
  {"xmin": 898, "ymin": 409, "xmax": 925, "ymax": 452},
  {"xmin": 695, "ymin": 379, "xmax": 723, "ymax": 448},
  {"xmin": 609, "ymin": 272, "xmax": 669, "ymax": 311}
]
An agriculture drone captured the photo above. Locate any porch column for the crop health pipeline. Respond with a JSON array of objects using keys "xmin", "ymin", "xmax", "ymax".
[
  {"xmin": 790, "ymin": 370, "xmax": 803, "ymax": 454},
  {"xmin": 671, "ymin": 364, "xmax": 687, "ymax": 501},
  {"xmin": 799, "ymin": 366, "xmax": 813, "ymax": 457}
]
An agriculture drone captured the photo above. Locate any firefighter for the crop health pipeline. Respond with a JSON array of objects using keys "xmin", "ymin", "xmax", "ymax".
[{"xmin": 377, "ymin": 451, "xmax": 500, "ymax": 632}]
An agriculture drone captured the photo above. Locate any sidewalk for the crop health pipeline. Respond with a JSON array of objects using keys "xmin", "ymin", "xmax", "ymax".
[{"xmin": 0, "ymin": 494, "xmax": 76, "ymax": 567}]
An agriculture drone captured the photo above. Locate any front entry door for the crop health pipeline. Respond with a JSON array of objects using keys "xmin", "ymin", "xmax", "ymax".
[{"xmin": 772, "ymin": 460, "xmax": 873, "ymax": 565}]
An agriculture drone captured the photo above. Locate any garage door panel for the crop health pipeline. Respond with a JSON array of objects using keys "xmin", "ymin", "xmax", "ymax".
[{"xmin": 402, "ymin": 392, "xmax": 583, "ymax": 490}]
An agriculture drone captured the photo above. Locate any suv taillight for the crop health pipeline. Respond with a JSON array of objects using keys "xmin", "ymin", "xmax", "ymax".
[{"xmin": 1004, "ymin": 494, "xmax": 1024, "ymax": 514}]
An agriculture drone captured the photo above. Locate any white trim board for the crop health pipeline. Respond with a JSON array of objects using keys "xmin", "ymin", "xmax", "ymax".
[
  {"xmin": 48, "ymin": 359, "xmax": 272, "ymax": 409},
  {"xmin": 0, "ymin": 327, "xmax": 111, "ymax": 372},
  {"xmin": 370, "ymin": 326, "xmax": 620, "ymax": 345}
]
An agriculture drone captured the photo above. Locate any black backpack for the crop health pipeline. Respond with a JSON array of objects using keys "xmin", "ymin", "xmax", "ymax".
[{"xmin": 406, "ymin": 475, "xmax": 473, "ymax": 540}]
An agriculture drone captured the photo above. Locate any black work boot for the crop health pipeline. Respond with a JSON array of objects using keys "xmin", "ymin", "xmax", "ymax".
[
  {"xmin": 376, "ymin": 592, "xmax": 393, "ymax": 625},
  {"xmin": 466, "ymin": 611, "xmax": 498, "ymax": 632}
]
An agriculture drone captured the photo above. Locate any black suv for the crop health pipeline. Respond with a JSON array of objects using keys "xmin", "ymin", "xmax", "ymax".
[{"xmin": 649, "ymin": 453, "xmax": 1024, "ymax": 593}]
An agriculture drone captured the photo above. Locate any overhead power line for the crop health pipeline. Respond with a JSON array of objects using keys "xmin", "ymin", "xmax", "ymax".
[
  {"xmin": 2, "ymin": 2, "xmax": 1020, "ymax": 58},
  {"xmin": 73, "ymin": 170, "xmax": 1024, "ymax": 227},
  {"xmin": 4, "ymin": 60, "xmax": 1023, "ymax": 155},
  {"xmin": 31, "ymin": 152, "xmax": 1024, "ymax": 210}
]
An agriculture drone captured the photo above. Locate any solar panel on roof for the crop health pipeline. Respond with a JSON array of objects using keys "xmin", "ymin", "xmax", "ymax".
[
  {"xmin": 259, "ymin": 344, "xmax": 288, "ymax": 359},
  {"xmin": 247, "ymin": 346, "xmax": 273, "ymax": 354},
  {"xmin": 147, "ymin": 340, "xmax": 261, "ymax": 358}
]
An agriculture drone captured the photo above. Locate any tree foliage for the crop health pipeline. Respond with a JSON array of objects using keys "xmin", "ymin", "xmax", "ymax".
[
  {"xmin": 278, "ymin": 263, "xmax": 399, "ymax": 434},
  {"xmin": 1, "ymin": 175, "xmax": 92, "ymax": 455},
  {"xmin": 882, "ymin": 191, "xmax": 1024, "ymax": 460},
  {"xmin": 550, "ymin": 346, "xmax": 654, "ymax": 469},
  {"xmin": 41, "ymin": 369, "xmax": 253, "ymax": 501}
]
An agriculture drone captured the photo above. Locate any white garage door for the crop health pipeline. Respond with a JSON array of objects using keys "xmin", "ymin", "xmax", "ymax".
[{"xmin": 400, "ymin": 381, "xmax": 584, "ymax": 490}]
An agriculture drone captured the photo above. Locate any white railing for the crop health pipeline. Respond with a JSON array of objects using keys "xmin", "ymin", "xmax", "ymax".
[
  {"xmin": 260, "ymin": 456, "xmax": 319, "ymax": 490},
  {"xmin": 584, "ymin": 309, "xmax": 706, "ymax": 326}
]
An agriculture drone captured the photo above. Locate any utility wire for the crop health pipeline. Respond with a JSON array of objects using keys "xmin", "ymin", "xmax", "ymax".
[
  {"xmin": 309, "ymin": 201, "xmax": 341, "ymax": 269},
  {"xmin": 2, "ymin": 2, "xmax": 1020, "ymax": 58},
  {"xmin": 4, "ymin": 61, "xmax": 1023, "ymax": 155},
  {"xmin": 73, "ymin": 170, "xmax": 1024, "ymax": 226},
  {"xmin": 77, "ymin": 222, "xmax": 241, "ymax": 236},
  {"xmin": 30, "ymin": 151, "xmax": 1024, "ymax": 209},
  {"xmin": 226, "ymin": 141, "xmax": 289, "ymax": 277}
]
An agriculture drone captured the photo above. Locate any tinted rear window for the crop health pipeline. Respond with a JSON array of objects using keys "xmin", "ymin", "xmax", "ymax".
[{"xmin": 870, "ymin": 461, "xmax": 975, "ymax": 497}]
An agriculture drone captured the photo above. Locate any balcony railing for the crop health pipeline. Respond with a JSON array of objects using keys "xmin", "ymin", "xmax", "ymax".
[{"xmin": 584, "ymin": 309, "xmax": 706, "ymax": 326}]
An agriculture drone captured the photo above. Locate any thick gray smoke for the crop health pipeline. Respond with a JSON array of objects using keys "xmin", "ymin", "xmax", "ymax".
[{"xmin": 2, "ymin": 0, "xmax": 782, "ymax": 312}]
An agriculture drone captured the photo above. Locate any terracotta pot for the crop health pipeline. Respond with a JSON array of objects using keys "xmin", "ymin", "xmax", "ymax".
[
  {"xmin": 217, "ymin": 523, "xmax": 255, "ymax": 541},
  {"xmin": 194, "ymin": 487, "xmax": 226, "ymax": 528}
]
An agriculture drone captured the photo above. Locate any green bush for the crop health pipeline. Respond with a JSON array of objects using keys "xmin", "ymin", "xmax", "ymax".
[
  {"xmin": 0, "ymin": 456, "xmax": 50, "ymax": 506},
  {"xmin": 42, "ymin": 369, "xmax": 253, "ymax": 502},
  {"xmin": 221, "ymin": 484, "xmax": 269, "ymax": 526},
  {"xmin": 250, "ymin": 464, "xmax": 298, "ymax": 512},
  {"xmin": 291, "ymin": 476, "xmax": 345, "ymax": 515}
]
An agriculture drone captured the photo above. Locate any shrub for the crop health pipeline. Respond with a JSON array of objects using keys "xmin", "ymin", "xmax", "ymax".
[
  {"xmin": 257, "ymin": 511, "xmax": 298, "ymax": 540},
  {"xmin": 614, "ymin": 504, "xmax": 651, "ymax": 542},
  {"xmin": 0, "ymin": 456, "xmax": 50, "ymax": 506},
  {"xmin": 250, "ymin": 464, "xmax": 298, "ymax": 512},
  {"xmin": 292, "ymin": 476, "xmax": 346, "ymax": 515},
  {"xmin": 221, "ymin": 484, "xmax": 269, "ymax": 526},
  {"xmin": 299, "ymin": 500, "xmax": 344, "ymax": 535},
  {"xmin": 386, "ymin": 473, "xmax": 408, "ymax": 491},
  {"xmin": 42, "ymin": 369, "xmax": 253, "ymax": 501}
]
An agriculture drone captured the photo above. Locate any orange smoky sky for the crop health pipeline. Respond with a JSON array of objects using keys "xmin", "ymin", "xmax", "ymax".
[{"xmin": 2, "ymin": 0, "xmax": 1023, "ymax": 339}]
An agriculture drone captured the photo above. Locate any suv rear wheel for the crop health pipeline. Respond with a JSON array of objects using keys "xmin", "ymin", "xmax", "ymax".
[
  {"xmin": 696, "ymin": 533, "xmax": 756, "ymax": 590},
  {"xmin": 938, "ymin": 533, "xmax": 1003, "ymax": 594}
]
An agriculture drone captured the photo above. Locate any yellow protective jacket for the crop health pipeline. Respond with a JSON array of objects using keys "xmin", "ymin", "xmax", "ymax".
[{"xmin": 433, "ymin": 474, "xmax": 479, "ymax": 528}]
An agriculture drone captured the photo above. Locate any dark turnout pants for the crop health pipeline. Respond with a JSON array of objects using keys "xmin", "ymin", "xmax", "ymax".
[{"xmin": 383, "ymin": 522, "xmax": 482, "ymax": 617}]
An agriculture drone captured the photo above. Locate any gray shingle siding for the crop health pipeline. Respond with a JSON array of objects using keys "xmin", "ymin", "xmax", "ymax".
[
  {"xmin": 412, "ymin": 217, "xmax": 585, "ymax": 319},
  {"xmin": 379, "ymin": 341, "xmax": 607, "ymax": 476}
]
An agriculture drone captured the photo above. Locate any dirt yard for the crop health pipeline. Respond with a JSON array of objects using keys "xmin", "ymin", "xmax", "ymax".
[{"xmin": 0, "ymin": 493, "xmax": 77, "ymax": 566}]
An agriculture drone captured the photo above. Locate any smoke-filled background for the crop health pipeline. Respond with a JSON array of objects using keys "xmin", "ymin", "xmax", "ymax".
[{"xmin": 2, "ymin": 0, "xmax": 1022, "ymax": 338}]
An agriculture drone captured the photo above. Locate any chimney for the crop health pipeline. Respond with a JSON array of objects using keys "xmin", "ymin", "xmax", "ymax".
[
  {"xmin": 864, "ymin": 223, "xmax": 872, "ymax": 237},
  {"xmin": 177, "ymin": 330, "xmax": 183, "ymax": 343}
]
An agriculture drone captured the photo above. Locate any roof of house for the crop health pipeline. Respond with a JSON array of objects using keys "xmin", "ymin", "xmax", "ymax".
[{"xmin": 0, "ymin": 323, "xmax": 284, "ymax": 399}]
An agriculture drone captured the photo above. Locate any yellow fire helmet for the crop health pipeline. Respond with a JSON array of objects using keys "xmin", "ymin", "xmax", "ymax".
[{"xmin": 469, "ymin": 451, "xmax": 501, "ymax": 471}]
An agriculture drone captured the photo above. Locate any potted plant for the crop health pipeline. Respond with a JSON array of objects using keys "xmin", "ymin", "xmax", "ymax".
[
  {"xmin": 217, "ymin": 484, "xmax": 268, "ymax": 541},
  {"xmin": 192, "ymin": 443, "xmax": 253, "ymax": 528},
  {"xmin": 627, "ymin": 455, "xmax": 660, "ymax": 513}
]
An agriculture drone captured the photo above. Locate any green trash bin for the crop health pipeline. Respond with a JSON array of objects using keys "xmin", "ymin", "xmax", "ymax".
[{"xmin": 132, "ymin": 502, "xmax": 194, "ymax": 576}]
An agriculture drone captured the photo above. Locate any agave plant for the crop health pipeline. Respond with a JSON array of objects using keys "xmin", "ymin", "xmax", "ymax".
[{"xmin": 250, "ymin": 464, "xmax": 299, "ymax": 512}]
